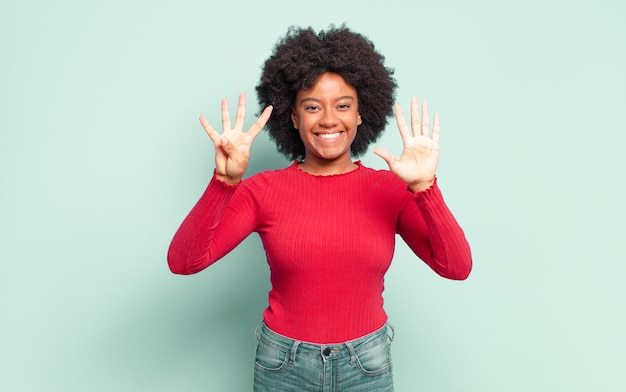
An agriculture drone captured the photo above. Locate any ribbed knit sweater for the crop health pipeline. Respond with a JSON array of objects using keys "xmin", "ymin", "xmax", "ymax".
[{"xmin": 168, "ymin": 161, "xmax": 472, "ymax": 343}]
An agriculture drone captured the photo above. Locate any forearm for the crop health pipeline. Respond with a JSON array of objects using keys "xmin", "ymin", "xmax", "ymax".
[
  {"xmin": 167, "ymin": 175, "xmax": 239, "ymax": 274},
  {"xmin": 400, "ymin": 179, "xmax": 472, "ymax": 280},
  {"xmin": 414, "ymin": 181, "xmax": 472, "ymax": 280}
]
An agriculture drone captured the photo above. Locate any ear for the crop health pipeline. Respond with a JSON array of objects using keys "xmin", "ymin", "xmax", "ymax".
[
  {"xmin": 357, "ymin": 113, "xmax": 362, "ymax": 126},
  {"xmin": 291, "ymin": 108, "xmax": 298, "ymax": 130}
]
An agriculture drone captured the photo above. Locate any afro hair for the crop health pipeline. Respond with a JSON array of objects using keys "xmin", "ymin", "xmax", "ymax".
[{"xmin": 256, "ymin": 25, "xmax": 397, "ymax": 161}]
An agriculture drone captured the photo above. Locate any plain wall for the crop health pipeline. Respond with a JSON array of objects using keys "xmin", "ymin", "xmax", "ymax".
[{"xmin": 1, "ymin": 0, "xmax": 625, "ymax": 390}]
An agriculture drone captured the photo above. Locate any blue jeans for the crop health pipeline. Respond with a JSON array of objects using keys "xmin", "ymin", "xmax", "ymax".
[{"xmin": 253, "ymin": 322, "xmax": 395, "ymax": 391}]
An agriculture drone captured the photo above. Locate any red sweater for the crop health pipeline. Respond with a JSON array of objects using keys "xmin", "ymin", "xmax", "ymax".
[{"xmin": 168, "ymin": 161, "xmax": 471, "ymax": 343}]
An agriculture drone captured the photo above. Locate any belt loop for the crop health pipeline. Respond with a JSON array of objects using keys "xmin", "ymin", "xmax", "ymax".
[
  {"xmin": 344, "ymin": 342, "xmax": 357, "ymax": 366},
  {"xmin": 255, "ymin": 322, "xmax": 261, "ymax": 340},
  {"xmin": 386, "ymin": 322, "xmax": 395, "ymax": 341},
  {"xmin": 289, "ymin": 340, "xmax": 300, "ymax": 364}
]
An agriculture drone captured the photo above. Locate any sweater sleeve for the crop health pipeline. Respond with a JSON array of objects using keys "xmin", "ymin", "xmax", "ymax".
[
  {"xmin": 397, "ymin": 179, "xmax": 472, "ymax": 280},
  {"xmin": 167, "ymin": 174, "xmax": 259, "ymax": 275}
]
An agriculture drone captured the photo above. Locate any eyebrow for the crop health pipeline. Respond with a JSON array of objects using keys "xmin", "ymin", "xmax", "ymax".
[{"xmin": 298, "ymin": 96, "xmax": 355, "ymax": 105}]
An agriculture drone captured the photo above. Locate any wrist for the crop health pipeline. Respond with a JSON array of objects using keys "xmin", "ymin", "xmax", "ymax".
[
  {"xmin": 215, "ymin": 172, "xmax": 242, "ymax": 185},
  {"xmin": 408, "ymin": 178, "xmax": 435, "ymax": 193}
]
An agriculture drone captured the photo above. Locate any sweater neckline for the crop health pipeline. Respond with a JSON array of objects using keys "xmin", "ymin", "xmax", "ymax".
[{"xmin": 291, "ymin": 160, "xmax": 362, "ymax": 178}]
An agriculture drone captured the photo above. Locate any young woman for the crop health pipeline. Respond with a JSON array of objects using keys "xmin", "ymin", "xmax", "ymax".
[{"xmin": 168, "ymin": 26, "xmax": 472, "ymax": 391}]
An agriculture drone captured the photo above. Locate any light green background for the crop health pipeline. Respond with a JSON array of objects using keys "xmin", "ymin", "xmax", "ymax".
[{"xmin": 1, "ymin": 0, "xmax": 625, "ymax": 391}]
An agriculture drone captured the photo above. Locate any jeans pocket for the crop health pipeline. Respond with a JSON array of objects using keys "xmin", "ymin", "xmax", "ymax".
[
  {"xmin": 354, "ymin": 337, "xmax": 392, "ymax": 376},
  {"xmin": 254, "ymin": 340, "xmax": 289, "ymax": 372}
]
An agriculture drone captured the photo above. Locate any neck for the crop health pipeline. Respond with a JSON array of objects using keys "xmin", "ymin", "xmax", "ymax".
[{"xmin": 298, "ymin": 156, "xmax": 358, "ymax": 176}]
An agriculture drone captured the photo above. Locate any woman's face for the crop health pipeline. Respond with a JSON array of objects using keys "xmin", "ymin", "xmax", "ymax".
[{"xmin": 291, "ymin": 72, "xmax": 361, "ymax": 167}]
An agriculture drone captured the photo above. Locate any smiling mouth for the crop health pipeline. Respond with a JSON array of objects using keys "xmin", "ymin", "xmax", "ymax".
[{"xmin": 317, "ymin": 132, "xmax": 342, "ymax": 140}]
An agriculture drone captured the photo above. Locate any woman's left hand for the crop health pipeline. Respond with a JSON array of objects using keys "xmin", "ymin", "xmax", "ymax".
[{"xmin": 374, "ymin": 98, "xmax": 440, "ymax": 193}]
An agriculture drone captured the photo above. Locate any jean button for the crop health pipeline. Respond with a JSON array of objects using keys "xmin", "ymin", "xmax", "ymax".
[{"xmin": 322, "ymin": 347, "xmax": 331, "ymax": 356}]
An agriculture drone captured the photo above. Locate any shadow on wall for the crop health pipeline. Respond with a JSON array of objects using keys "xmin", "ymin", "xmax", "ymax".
[
  {"xmin": 89, "ymin": 237, "xmax": 271, "ymax": 391},
  {"xmin": 82, "ymin": 142, "xmax": 286, "ymax": 391}
]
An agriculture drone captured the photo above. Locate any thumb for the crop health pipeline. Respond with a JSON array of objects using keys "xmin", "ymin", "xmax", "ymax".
[
  {"xmin": 220, "ymin": 137, "xmax": 247, "ymax": 165},
  {"xmin": 220, "ymin": 136, "xmax": 236, "ymax": 155},
  {"xmin": 373, "ymin": 148, "xmax": 394, "ymax": 167}
]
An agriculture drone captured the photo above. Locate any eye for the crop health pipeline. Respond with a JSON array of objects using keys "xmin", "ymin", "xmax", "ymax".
[
  {"xmin": 305, "ymin": 105, "xmax": 320, "ymax": 112},
  {"xmin": 338, "ymin": 103, "xmax": 351, "ymax": 110}
]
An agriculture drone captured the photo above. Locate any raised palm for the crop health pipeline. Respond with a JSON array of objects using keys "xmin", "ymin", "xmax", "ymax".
[
  {"xmin": 199, "ymin": 94, "xmax": 272, "ymax": 184},
  {"xmin": 374, "ymin": 98, "xmax": 440, "ymax": 192}
]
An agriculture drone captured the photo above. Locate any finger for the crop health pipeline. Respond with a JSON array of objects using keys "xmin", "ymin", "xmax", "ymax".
[
  {"xmin": 247, "ymin": 105, "xmax": 273, "ymax": 140},
  {"xmin": 221, "ymin": 97, "xmax": 231, "ymax": 131},
  {"xmin": 433, "ymin": 113, "xmax": 441, "ymax": 143},
  {"xmin": 373, "ymin": 148, "xmax": 395, "ymax": 167},
  {"xmin": 421, "ymin": 101, "xmax": 430, "ymax": 137},
  {"xmin": 234, "ymin": 93, "xmax": 246, "ymax": 132},
  {"xmin": 199, "ymin": 115, "xmax": 221, "ymax": 145},
  {"xmin": 410, "ymin": 97, "xmax": 420, "ymax": 136},
  {"xmin": 394, "ymin": 103, "xmax": 411, "ymax": 141}
]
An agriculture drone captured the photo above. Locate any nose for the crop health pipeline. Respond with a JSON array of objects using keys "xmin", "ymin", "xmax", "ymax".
[{"xmin": 319, "ymin": 110, "xmax": 338, "ymax": 127}]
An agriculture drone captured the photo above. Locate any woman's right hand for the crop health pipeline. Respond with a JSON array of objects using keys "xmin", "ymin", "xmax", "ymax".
[{"xmin": 199, "ymin": 94, "xmax": 273, "ymax": 185}]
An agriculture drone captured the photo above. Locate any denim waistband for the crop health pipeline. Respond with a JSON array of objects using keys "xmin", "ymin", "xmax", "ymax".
[{"xmin": 255, "ymin": 321, "xmax": 394, "ymax": 361}]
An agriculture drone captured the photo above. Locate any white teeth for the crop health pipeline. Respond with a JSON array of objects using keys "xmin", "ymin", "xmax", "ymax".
[{"xmin": 319, "ymin": 132, "xmax": 341, "ymax": 139}]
